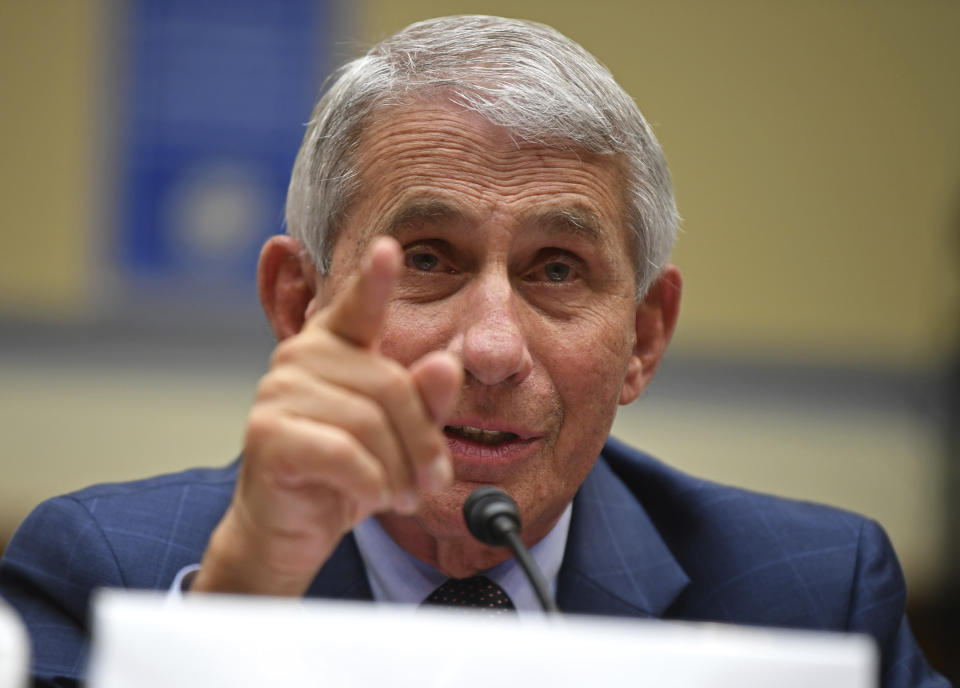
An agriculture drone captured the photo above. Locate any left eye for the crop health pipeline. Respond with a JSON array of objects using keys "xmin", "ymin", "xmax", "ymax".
[
  {"xmin": 543, "ymin": 262, "xmax": 572, "ymax": 282},
  {"xmin": 410, "ymin": 252, "xmax": 439, "ymax": 271}
]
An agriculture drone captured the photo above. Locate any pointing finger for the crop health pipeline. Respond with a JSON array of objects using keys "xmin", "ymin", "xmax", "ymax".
[{"xmin": 315, "ymin": 236, "xmax": 402, "ymax": 348}]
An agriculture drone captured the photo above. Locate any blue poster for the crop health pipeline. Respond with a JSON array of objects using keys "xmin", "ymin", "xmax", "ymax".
[{"xmin": 115, "ymin": 0, "xmax": 332, "ymax": 297}]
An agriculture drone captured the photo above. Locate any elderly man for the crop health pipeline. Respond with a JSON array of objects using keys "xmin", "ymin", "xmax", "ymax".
[{"xmin": 0, "ymin": 15, "xmax": 949, "ymax": 688}]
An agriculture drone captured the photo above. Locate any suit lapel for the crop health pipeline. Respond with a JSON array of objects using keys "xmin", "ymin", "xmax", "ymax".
[
  {"xmin": 304, "ymin": 533, "xmax": 374, "ymax": 601},
  {"xmin": 557, "ymin": 452, "xmax": 689, "ymax": 617},
  {"xmin": 303, "ymin": 444, "xmax": 689, "ymax": 614}
]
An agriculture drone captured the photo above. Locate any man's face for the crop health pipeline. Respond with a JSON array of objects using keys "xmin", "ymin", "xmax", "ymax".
[{"xmin": 318, "ymin": 100, "xmax": 645, "ymax": 568}]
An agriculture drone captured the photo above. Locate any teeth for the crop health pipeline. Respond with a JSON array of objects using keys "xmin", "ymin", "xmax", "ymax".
[{"xmin": 445, "ymin": 426, "xmax": 518, "ymax": 444}]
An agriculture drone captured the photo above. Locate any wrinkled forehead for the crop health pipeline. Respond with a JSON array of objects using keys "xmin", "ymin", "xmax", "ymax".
[
  {"xmin": 360, "ymin": 86, "xmax": 616, "ymax": 156},
  {"xmin": 345, "ymin": 97, "xmax": 636, "ymax": 251},
  {"xmin": 347, "ymin": 98, "xmax": 632, "ymax": 255}
]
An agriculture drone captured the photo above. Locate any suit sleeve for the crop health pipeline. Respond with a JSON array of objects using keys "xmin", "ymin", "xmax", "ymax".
[
  {"xmin": 0, "ymin": 496, "xmax": 124, "ymax": 687},
  {"xmin": 847, "ymin": 519, "xmax": 951, "ymax": 688}
]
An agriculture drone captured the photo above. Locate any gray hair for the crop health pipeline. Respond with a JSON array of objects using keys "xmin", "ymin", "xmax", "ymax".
[{"xmin": 285, "ymin": 15, "xmax": 678, "ymax": 297}]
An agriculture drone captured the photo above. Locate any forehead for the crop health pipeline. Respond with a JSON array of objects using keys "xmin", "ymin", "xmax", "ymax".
[{"xmin": 345, "ymin": 100, "xmax": 632, "ymax": 251}]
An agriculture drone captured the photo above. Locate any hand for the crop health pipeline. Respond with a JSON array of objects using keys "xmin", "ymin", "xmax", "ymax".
[{"xmin": 192, "ymin": 237, "xmax": 463, "ymax": 595}]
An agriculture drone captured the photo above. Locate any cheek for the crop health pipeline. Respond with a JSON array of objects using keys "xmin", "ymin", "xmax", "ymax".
[
  {"xmin": 531, "ymin": 315, "xmax": 633, "ymax": 495},
  {"xmin": 377, "ymin": 302, "xmax": 453, "ymax": 364},
  {"xmin": 544, "ymin": 309, "xmax": 635, "ymax": 403}
]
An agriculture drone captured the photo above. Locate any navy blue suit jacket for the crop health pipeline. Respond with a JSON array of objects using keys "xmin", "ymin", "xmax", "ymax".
[{"xmin": 0, "ymin": 437, "xmax": 949, "ymax": 686}]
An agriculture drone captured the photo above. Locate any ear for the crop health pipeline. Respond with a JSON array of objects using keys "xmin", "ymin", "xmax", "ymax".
[
  {"xmin": 619, "ymin": 264, "xmax": 682, "ymax": 405},
  {"xmin": 257, "ymin": 235, "xmax": 319, "ymax": 341}
]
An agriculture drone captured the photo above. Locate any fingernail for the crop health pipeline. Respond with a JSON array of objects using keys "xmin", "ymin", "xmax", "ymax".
[
  {"xmin": 379, "ymin": 487, "xmax": 392, "ymax": 511},
  {"xmin": 423, "ymin": 456, "xmax": 452, "ymax": 493}
]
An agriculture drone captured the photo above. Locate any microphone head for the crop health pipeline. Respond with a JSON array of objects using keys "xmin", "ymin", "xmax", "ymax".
[{"xmin": 463, "ymin": 486, "xmax": 521, "ymax": 547}]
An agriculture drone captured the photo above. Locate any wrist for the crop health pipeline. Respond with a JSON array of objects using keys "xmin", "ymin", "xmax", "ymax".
[{"xmin": 191, "ymin": 512, "xmax": 317, "ymax": 597}]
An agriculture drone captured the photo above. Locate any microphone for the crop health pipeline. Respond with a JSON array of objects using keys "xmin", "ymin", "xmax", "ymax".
[{"xmin": 463, "ymin": 487, "xmax": 559, "ymax": 613}]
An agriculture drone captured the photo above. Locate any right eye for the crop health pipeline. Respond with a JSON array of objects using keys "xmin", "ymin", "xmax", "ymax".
[{"xmin": 408, "ymin": 251, "xmax": 439, "ymax": 272}]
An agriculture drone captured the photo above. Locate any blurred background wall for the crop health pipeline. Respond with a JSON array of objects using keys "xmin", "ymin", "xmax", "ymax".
[{"xmin": 1, "ymin": 0, "xmax": 957, "ymax": 678}]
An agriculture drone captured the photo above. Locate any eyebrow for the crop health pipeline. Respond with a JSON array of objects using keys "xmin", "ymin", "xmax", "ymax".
[
  {"xmin": 381, "ymin": 198, "xmax": 467, "ymax": 237},
  {"xmin": 529, "ymin": 206, "xmax": 605, "ymax": 243},
  {"xmin": 379, "ymin": 197, "xmax": 608, "ymax": 244}
]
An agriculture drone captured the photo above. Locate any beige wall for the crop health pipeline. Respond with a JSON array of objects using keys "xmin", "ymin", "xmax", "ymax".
[
  {"xmin": 360, "ymin": 0, "xmax": 960, "ymax": 367},
  {"xmin": 0, "ymin": 2, "xmax": 103, "ymax": 317},
  {"xmin": 3, "ymin": 1, "xmax": 957, "ymax": 357}
]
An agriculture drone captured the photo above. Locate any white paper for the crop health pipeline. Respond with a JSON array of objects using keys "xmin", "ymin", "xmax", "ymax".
[
  {"xmin": 89, "ymin": 590, "xmax": 877, "ymax": 688},
  {"xmin": 0, "ymin": 599, "xmax": 29, "ymax": 688}
]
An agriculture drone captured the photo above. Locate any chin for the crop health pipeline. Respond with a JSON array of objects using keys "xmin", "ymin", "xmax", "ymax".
[{"xmin": 413, "ymin": 484, "xmax": 476, "ymax": 540}]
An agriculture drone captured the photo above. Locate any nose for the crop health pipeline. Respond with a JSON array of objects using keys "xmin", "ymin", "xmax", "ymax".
[{"xmin": 450, "ymin": 274, "xmax": 533, "ymax": 387}]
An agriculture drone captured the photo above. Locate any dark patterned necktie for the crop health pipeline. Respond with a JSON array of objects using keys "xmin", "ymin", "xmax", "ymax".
[{"xmin": 423, "ymin": 575, "xmax": 515, "ymax": 614}]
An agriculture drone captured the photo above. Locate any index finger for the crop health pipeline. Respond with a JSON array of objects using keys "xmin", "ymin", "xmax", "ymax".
[{"xmin": 314, "ymin": 236, "xmax": 402, "ymax": 348}]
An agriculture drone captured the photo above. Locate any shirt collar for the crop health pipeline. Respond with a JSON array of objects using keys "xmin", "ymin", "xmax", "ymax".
[{"xmin": 352, "ymin": 503, "xmax": 572, "ymax": 615}]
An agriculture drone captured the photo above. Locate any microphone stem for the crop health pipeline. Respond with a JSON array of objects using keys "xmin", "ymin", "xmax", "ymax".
[{"xmin": 502, "ymin": 529, "xmax": 559, "ymax": 613}]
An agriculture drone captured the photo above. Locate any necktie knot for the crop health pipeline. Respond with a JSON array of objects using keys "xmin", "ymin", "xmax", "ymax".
[{"xmin": 423, "ymin": 575, "xmax": 515, "ymax": 613}]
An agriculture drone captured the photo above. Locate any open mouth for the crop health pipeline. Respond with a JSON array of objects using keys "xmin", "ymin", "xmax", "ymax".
[{"xmin": 444, "ymin": 425, "xmax": 519, "ymax": 446}]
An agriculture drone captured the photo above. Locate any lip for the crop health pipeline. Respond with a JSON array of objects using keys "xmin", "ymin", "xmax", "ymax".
[
  {"xmin": 443, "ymin": 417, "xmax": 543, "ymax": 482},
  {"xmin": 443, "ymin": 417, "xmax": 540, "ymax": 441}
]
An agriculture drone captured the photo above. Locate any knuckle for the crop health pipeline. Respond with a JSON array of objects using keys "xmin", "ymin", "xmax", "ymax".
[
  {"xmin": 365, "ymin": 461, "xmax": 389, "ymax": 490},
  {"xmin": 269, "ymin": 337, "xmax": 299, "ymax": 367},
  {"xmin": 379, "ymin": 361, "xmax": 415, "ymax": 406},
  {"xmin": 426, "ymin": 430, "xmax": 449, "ymax": 460},
  {"xmin": 350, "ymin": 398, "xmax": 389, "ymax": 439},
  {"xmin": 411, "ymin": 423, "xmax": 448, "ymax": 467},
  {"xmin": 244, "ymin": 406, "xmax": 280, "ymax": 456},
  {"xmin": 318, "ymin": 425, "xmax": 389, "ymax": 494},
  {"xmin": 269, "ymin": 332, "xmax": 318, "ymax": 367},
  {"xmin": 255, "ymin": 368, "xmax": 298, "ymax": 401},
  {"xmin": 266, "ymin": 453, "xmax": 303, "ymax": 489},
  {"xmin": 318, "ymin": 426, "xmax": 359, "ymax": 466}
]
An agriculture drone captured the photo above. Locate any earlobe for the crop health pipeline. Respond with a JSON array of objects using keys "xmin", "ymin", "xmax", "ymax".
[
  {"xmin": 619, "ymin": 264, "xmax": 683, "ymax": 406},
  {"xmin": 257, "ymin": 235, "xmax": 318, "ymax": 341},
  {"xmin": 619, "ymin": 355, "xmax": 645, "ymax": 405}
]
